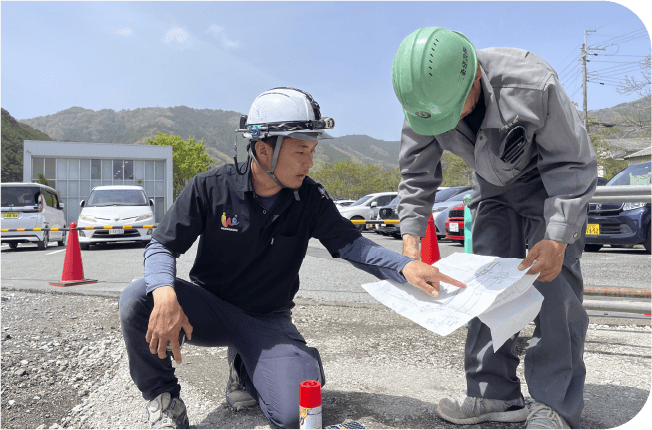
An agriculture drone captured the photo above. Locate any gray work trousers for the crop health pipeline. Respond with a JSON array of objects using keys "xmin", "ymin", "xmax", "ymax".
[{"xmin": 466, "ymin": 171, "xmax": 589, "ymax": 429}]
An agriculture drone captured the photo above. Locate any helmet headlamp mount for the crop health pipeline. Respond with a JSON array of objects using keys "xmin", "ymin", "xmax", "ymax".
[{"xmin": 233, "ymin": 87, "xmax": 335, "ymax": 200}]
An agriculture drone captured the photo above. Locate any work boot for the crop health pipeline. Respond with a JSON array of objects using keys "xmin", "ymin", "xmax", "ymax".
[
  {"xmin": 225, "ymin": 351, "xmax": 257, "ymax": 411},
  {"xmin": 146, "ymin": 392, "xmax": 189, "ymax": 429},
  {"xmin": 526, "ymin": 402, "xmax": 570, "ymax": 429},
  {"xmin": 437, "ymin": 393, "xmax": 529, "ymax": 424}
]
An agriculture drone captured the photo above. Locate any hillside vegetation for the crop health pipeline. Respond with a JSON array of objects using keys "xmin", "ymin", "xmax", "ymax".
[{"xmin": 1, "ymin": 108, "xmax": 53, "ymax": 182}]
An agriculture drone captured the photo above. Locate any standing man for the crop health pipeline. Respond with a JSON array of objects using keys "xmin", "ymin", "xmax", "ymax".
[
  {"xmin": 119, "ymin": 87, "xmax": 465, "ymax": 429},
  {"xmin": 391, "ymin": 28, "xmax": 597, "ymax": 429}
]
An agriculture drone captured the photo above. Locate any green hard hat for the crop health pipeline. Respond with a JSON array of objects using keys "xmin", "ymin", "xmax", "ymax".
[{"xmin": 392, "ymin": 27, "xmax": 478, "ymax": 136}]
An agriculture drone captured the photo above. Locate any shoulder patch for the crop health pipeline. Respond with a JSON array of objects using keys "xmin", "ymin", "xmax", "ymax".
[{"xmin": 318, "ymin": 185, "xmax": 331, "ymax": 200}]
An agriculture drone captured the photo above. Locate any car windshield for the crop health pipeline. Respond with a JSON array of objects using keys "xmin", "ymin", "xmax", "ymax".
[
  {"xmin": 1, "ymin": 187, "xmax": 39, "ymax": 207},
  {"xmin": 434, "ymin": 187, "xmax": 469, "ymax": 202},
  {"xmin": 388, "ymin": 196, "xmax": 400, "ymax": 206},
  {"xmin": 607, "ymin": 162, "xmax": 651, "ymax": 186},
  {"xmin": 446, "ymin": 191, "xmax": 470, "ymax": 202},
  {"xmin": 86, "ymin": 189, "xmax": 148, "ymax": 207},
  {"xmin": 350, "ymin": 195, "xmax": 373, "ymax": 206}
]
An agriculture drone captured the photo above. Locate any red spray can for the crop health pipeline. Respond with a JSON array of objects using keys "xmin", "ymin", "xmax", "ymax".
[{"xmin": 299, "ymin": 380, "xmax": 322, "ymax": 429}]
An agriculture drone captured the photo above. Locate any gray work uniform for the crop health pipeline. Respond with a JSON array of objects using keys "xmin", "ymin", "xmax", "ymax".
[{"xmin": 396, "ymin": 47, "xmax": 598, "ymax": 428}]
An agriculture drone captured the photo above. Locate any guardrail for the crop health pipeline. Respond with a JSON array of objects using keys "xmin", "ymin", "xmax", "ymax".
[
  {"xmin": 590, "ymin": 185, "xmax": 651, "ymax": 203},
  {"xmin": 1, "ymin": 225, "xmax": 157, "ymax": 232}
]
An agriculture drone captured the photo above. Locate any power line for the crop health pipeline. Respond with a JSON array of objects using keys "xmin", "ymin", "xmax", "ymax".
[
  {"xmin": 591, "ymin": 28, "xmax": 647, "ymax": 48},
  {"xmin": 590, "ymin": 63, "xmax": 642, "ymax": 73}
]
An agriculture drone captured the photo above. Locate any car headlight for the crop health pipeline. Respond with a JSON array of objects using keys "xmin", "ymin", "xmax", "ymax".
[
  {"xmin": 623, "ymin": 202, "xmax": 646, "ymax": 211},
  {"xmin": 135, "ymin": 213, "xmax": 154, "ymax": 222},
  {"xmin": 78, "ymin": 214, "xmax": 97, "ymax": 223},
  {"xmin": 432, "ymin": 207, "xmax": 447, "ymax": 213}
]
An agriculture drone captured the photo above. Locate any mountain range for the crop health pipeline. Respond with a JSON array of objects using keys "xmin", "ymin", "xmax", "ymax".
[
  {"xmin": 14, "ymin": 96, "xmax": 650, "ymax": 171},
  {"xmin": 18, "ymin": 106, "xmax": 402, "ymax": 170}
]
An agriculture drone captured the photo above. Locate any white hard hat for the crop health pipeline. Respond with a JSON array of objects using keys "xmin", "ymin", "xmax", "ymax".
[{"xmin": 242, "ymin": 87, "xmax": 334, "ymax": 141}]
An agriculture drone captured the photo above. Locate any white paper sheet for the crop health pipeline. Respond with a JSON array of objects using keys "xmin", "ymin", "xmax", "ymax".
[{"xmin": 362, "ymin": 253, "xmax": 543, "ymax": 349}]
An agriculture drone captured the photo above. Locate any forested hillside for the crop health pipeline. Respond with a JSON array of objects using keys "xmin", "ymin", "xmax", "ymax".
[{"xmin": 1, "ymin": 108, "xmax": 53, "ymax": 182}]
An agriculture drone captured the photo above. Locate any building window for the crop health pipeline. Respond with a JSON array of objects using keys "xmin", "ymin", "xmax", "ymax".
[
  {"xmin": 45, "ymin": 159, "xmax": 56, "ymax": 179},
  {"xmin": 124, "ymin": 160, "xmax": 134, "ymax": 180},
  {"xmin": 91, "ymin": 159, "xmax": 101, "ymax": 179},
  {"xmin": 32, "ymin": 158, "xmax": 44, "ymax": 178}
]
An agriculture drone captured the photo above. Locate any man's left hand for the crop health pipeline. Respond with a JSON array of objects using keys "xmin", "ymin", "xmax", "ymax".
[{"xmin": 518, "ymin": 239, "xmax": 568, "ymax": 282}]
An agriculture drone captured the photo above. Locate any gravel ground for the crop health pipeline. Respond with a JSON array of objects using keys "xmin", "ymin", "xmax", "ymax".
[{"xmin": 1, "ymin": 289, "xmax": 650, "ymax": 429}]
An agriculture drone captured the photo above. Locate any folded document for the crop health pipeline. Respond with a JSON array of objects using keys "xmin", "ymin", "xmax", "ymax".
[{"xmin": 361, "ymin": 253, "xmax": 543, "ymax": 350}]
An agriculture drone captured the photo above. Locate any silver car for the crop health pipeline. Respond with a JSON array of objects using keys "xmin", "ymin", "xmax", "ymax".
[{"xmin": 1, "ymin": 182, "xmax": 67, "ymax": 250}]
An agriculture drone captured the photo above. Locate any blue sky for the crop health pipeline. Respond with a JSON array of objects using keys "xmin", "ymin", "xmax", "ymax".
[{"xmin": 1, "ymin": 1, "xmax": 650, "ymax": 141}]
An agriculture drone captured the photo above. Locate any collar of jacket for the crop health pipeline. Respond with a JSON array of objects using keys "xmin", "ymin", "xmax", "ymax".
[{"xmin": 476, "ymin": 62, "xmax": 505, "ymax": 130}]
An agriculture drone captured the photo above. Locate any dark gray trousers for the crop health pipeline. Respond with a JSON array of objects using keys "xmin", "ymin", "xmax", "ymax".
[
  {"xmin": 466, "ymin": 171, "xmax": 589, "ymax": 429},
  {"xmin": 119, "ymin": 278, "xmax": 325, "ymax": 429}
]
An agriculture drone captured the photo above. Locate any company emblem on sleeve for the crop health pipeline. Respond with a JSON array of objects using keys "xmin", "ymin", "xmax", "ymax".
[
  {"xmin": 221, "ymin": 212, "xmax": 240, "ymax": 232},
  {"xmin": 318, "ymin": 186, "xmax": 331, "ymax": 200}
]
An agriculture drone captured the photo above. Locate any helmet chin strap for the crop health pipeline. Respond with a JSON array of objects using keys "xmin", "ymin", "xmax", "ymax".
[{"xmin": 249, "ymin": 136, "xmax": 300, "ymax": 201}]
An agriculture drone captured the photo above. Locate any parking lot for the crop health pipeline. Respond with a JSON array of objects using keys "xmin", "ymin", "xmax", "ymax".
[{"xmin": 1, "ymin": 231, "xmax": 650, "ymax": 313}]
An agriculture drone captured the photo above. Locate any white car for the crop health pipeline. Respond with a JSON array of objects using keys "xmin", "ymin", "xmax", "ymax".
[
  {"xmin": 1, "ymin": 182, "xmax": 67, "ymax": 250},
  {"xmin": 334, "ymin": 199, "xmax": 356, "ymax": 207},
  {"xmin": 77, "ymin": 185, "xmax": 155, "ymax": 250},
  {"xmin": 337, "ymin": 192, "xmax": 398, "ymax": 231}
]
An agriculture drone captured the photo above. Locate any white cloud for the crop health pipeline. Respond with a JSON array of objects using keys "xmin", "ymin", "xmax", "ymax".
[
  {"xmin": 162, "ymin": 27, "xmax": 189, "ymax": 44},
  {"xmin": 115, "ymin": 27, "xmax": 133, "ymax": 37},
  {"xmin": 205, "ymin": 24, "xmax": 240, "ymax": 49}
]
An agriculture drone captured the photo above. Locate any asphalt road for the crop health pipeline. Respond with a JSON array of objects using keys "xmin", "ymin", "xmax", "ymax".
[{"xmin": 1, "ymin": 231, "xmax": 650, "ymax": 312}]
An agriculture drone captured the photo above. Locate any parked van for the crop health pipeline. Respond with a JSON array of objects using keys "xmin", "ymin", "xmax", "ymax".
[{"xmin": 1, "ymin": 182, "xmax": 67, "ymax": 250}]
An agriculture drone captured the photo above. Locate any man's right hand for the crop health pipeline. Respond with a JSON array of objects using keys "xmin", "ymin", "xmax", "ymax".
[
  {"xmin": 146, "ymin": 286, "xmax": 194, "ymax": 364},
  {"xmin": 402, "ymin": 234, "xmax": 422, "ymax": 261}
]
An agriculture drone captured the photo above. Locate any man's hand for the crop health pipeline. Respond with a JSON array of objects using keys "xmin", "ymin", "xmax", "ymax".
[
  {"xmin": 402, "ymin": 260, "xmax": 466, "ymax": 297},
  {"xmin": 146, "ymin": 286, "xmax": 194, "ymax": 364},
  {"xmin": 518, "ymin": 239, "xmax": 568, "ymax": 282},
  {"xmin": 402, "ymin": 234, "xmax": 422, "ymax": 261}
]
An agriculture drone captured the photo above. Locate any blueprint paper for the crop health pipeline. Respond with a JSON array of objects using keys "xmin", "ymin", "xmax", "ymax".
[
  {"xmin": 361, "ymin": 253, "xmax": 543, "ymax": 345},
  {"xmin": 478, "ymin": 285, "xmax": 543, "ymax": 350}
]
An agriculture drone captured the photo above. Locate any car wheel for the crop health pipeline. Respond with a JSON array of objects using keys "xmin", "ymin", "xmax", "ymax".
[
  {"xmin": 37, "ymin": 232, "xmax": 49, "ymax": 250},
  {"xmin": 80, "ymin": 243, "xmax": 90, "ymax": 250},
  {"xmin": 351, "ymin": 216, "xmax": 365, "ymax": 232},
  {"xmin": 584, "ymin": 244, "xmax": 603, "ymax": 252},
  {"xmin": 8, "ymin": 243, "xmax": 18, "ymax": 250},
  {"xmin": 57, "ymin": 230, "xmax": 66, "ymax": 247},
  {"xmin": 645, "ymin": 224, "xmax": 651, "ymax": 254}
]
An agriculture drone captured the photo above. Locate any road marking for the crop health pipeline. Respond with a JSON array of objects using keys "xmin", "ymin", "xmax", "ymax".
[{"xmin": 45, "ymin": 249, "xmax": 66, "ymax": 255}]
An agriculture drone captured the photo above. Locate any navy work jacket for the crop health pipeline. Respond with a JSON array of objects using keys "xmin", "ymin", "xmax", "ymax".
[{"xmin": 153, "ymin": 162, "xmax": 361, "ymax": 314}]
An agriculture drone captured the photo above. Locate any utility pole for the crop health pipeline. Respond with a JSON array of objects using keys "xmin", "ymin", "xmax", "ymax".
[{"xmin": 582, "ymin": 30, "xmax": 606, "ymax": 133}]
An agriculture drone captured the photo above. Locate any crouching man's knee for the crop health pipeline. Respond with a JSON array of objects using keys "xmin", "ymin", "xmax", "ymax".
[{"xmin": 118, "ymin": 278, "xmax": 150, "ymax": 326}]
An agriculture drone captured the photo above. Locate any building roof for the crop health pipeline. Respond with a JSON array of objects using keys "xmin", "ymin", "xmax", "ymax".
[
  {"xmin": 625, "ymin": 146, "xmax": 652, "ymax": 159},
  {"xmin": 607, "ymin": 137, "xmax": 651, "ymax": 152}
]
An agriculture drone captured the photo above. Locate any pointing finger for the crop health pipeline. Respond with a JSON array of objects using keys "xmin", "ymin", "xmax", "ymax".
[{"xmin": 436, "ymin": 272, "xmax": 466, "ymax": 289}]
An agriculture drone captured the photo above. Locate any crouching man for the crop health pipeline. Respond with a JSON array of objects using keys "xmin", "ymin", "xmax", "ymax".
[{"xmin": 119, "ymin": 87, "xmax": 465, "ymax": 429}]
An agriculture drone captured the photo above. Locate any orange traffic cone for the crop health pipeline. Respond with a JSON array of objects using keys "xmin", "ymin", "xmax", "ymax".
[
  {"xmin": 49, "ymin": 222, "xmax": 98, "ymax": 287},
  {"xmin": 421, "ymin": 214, "xmax": 441, "ymax": 265}
]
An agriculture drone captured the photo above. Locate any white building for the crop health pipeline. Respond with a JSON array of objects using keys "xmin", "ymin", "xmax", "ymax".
[{"xmin": 23, "ymin": 140, "xmax": 173, "ymax": 225}]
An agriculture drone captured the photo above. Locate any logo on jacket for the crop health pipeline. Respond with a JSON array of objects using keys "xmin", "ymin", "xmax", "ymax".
[{"xmin": 221, "ymin": 212, "xmax": 240, "ymax": 232}]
